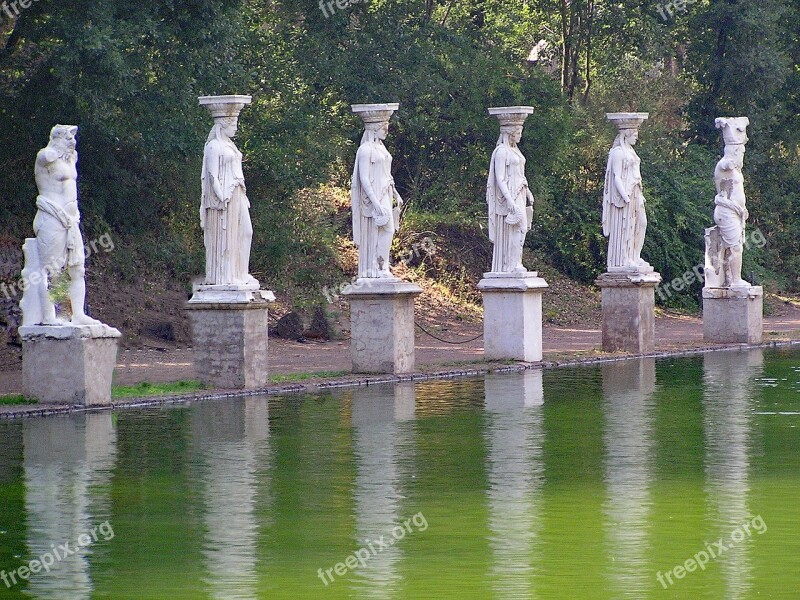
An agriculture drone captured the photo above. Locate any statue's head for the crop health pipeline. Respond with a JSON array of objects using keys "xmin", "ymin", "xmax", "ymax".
[
  {"xmin": 500, "ymin": 124, "xmax": 523, "ymax": 144},
  {"xmin": 49, "ymin": 125, "xmax": 78, "ymax": 157},
  {"xmin": 620, "ymin": 128, "xmax": 639, "ymax": 146},
  {"xmin": 606, "ymin": 113, "xmax": 647, "ymax": 148},
  {"xmin": 217, "ymin": 116, "xmax": 238, "ymax": 138},
  {"xmin": 364, "ymin": 120, "xmax": 389, "ymax": 141},
  {"xmin": 352, "ymin": 104, "xmax": 398, "ymax": 145},
  {"xmin": 490, "ymin": 107, "xmax": 533, "ymax": 147}
]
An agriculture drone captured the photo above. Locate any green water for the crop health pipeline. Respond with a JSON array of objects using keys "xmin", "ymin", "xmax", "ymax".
[{"xmin": 0, "ymin": 347, "xmax": 799, "ymax": 599}]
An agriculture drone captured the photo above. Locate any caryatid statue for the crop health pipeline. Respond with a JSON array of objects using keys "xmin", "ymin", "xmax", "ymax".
[
  {"xmin": 486, "ymin": 106, "xmax": 535, "ymax": 274},
  {"xmin": 350, "ymin": 103, "xmax": 403, "ymax": 280},
  {"xmin": 20, "ymin": 125, "xmax": 101, "ymax": 326},
  {"xmin": 707, "ymin": 117, "xmax": 750, "ymax": 288},
  {"xmin": 198, "ymin": 95, "xmax": 258, "ymax": 288},
  {"xmin": 602, "ymin": 113, "xmax": 653, "ymax": 273}
]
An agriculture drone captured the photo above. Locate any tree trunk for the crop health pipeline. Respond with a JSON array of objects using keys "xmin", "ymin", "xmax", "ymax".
[
  {"xmin": 581, "ymin": 0, "xmax": 594, "ymax": 104},
  {"xmin": 559, "ymin": 0, "xmax": 570, "ymax": 94}
]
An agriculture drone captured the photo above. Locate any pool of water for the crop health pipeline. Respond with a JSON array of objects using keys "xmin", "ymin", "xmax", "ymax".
[{"xmin": 0, "ymin": 347, "xmax": 799, "ymax": 599}]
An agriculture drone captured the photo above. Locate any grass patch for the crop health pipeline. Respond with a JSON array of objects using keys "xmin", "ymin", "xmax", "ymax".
[
  {"xmin": 0, "ymin": 394, "xmax": 37, "ymax": 405},
  {"xmin": 270, "ymin": 370, "xmax": 350, "ymax": 383},
  {"xmin": 112, "ymin": 380, "xmax": 205, "ymax": 399}
]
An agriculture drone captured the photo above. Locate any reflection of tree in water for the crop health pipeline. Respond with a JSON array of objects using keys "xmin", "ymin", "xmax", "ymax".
[
  {"xmin": 192, "ymin": 398, "xmax": 270, "ymax": 600},
  {"xmin": 703, "ymin": 349, "xmax": 763, "ymax": 599},
  {"xmin": 484, "ymin": 370, "xmax": 544, "ymax": 599},
  {"xmin": 23, "ymin": 413, "xmax": 117, "ymax": 600},
  {"xmin": 602, "ymin": 358, "xmax": 657, "ymax": 598},
  {"xmin": 350, "ymin": 383, "xmax": 415, "ymax": 600}
]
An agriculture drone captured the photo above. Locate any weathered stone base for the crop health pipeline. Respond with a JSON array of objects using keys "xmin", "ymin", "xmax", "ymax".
[
  {"xmin": 596, "ymin": 271, "xmax": 662, "ymax": 354},
  {"xmin": 343, "ymin": 279, "xmax": 423, "ymax": 374},
  {"xmin": 703, "ymin": 286, "xmax": 763, "ymax": 344},
  {"xmin": 477, "ymin": 272, "xmax": 548, "ymax": 362},
  {"xmin": 188, "ymin": 283, "xmax": 270, "ymax": 304},
  {"xmin": 20, "ymin": 323, "xmax": 121, "ymax": 405},
  {"xmin": 185, "ymin": 295, "xmax": 273, "ymax": 389}
]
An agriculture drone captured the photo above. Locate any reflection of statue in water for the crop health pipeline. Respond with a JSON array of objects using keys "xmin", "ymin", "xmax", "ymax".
[
  {"xmin": 705, "ymin": 117, "xmax": 750, "ymax": 289},
  {"xmin": 602, "ymin": 113, "xmax": 653, "ymax": 273},
  {"xmin": 351, "ymin": 104, "xmax": 403, "ymax": 280},
  {"xmin": 21, "ymin": 125, "xmax": 100, "ymax": 326},
  {"xmin": 486, "ymin": 108, "xmax": 534, "ymax": 274},
  {"xmin": 200, "ymin": 99, "xmax": 257, "ymax": 287}
]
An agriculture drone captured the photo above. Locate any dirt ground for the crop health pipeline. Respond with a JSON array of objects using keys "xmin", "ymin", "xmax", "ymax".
[
  {"xmin": 2, "ymin": 299, "xmax": 800, "ymax": 395},
  {"xmin": 3, "ymin": 258, "xmax": 800, "ymax": 395}
]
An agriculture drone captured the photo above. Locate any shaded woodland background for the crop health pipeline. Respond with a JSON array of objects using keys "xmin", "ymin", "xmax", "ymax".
[{"xmin": 1, "ymin": 0, "xmax": 798, "ymax": 313}]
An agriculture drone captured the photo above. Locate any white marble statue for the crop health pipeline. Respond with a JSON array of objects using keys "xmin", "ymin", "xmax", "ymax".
[
  {"xmin": 602, "ymin": 113, "xmax": 653, "ymax": 273},
  {"xmin": 486, "ymin": 107, "xmax": 535, "ymax": 274},
  {"xmin": 20, "ymin": 125, "xmax": 100, "ymax": 326},
  {"xmin": 198, "ymin": 95, "xmax": 258, "ymax": 288},
  {"xmin": 351, "ymin": 104, "xmax": 403, "ymax": 279},
  {"xmin": 706, "ymin": 117, "xmax": 750, "ymax": 289}
]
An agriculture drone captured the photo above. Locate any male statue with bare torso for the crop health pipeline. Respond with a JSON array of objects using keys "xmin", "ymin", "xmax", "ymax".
[{"xmin": 21, "ymin": 125, "xmax": 100, "ymax": 326}]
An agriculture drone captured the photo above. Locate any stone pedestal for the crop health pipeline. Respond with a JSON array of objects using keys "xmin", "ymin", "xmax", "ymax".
[
  {"xmin": 477, "ymin": 272, "xmax": 548, "ymax": 362},
  {"xmin": 596, "ymin": 271, "xmax": 662, "ymax": 354},
  {"xmin": 20, "ymin": 324, "xmax": 121, "ymax": 405},
  {"xmin": 189, "ymin": 281, "xmax": 263, "ymax": 304},
  {"xmin": 186, "ymin": 289, "xmax": 275, "ymax": 389},
  {"xmin": 703, "ymin": 286, "xmax": 763, "ymax": 344},
  {"xmin": 343, "ymin": 279, "xmax": 423, "ymax": 374}
]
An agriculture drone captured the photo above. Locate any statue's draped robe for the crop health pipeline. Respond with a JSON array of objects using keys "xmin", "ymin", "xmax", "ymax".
[
  {"xmin": 602, "ymin": 145, "xmax": 643, "ymax": 269},
  {"xmin": 486, "ymin": 144, "xmax": 530, "ymax": 273},
  {"xmin": 351, "ymin": 140, "xmax": 395, "ymax": 278},
  {"xmin": 201, "ymin": 138, "xmax": 250, "ymax": 285},
  {"xmin": 33, "ymin": 195, "xmax": 84, "ymax": 272},
  {"xmin": 713, "ymin": 168, "xmax": 746, "ymax": 249}
]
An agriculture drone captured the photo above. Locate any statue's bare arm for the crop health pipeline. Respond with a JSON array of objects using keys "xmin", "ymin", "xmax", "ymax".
[{"xmin": 37, "ymin": 147, "xmax": 59, "ymax": 168}]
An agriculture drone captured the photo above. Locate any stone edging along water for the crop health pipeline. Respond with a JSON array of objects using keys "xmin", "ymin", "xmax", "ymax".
[{"xmin": 2, "ymin": 338, "xmax": 799, "ymax": 420}]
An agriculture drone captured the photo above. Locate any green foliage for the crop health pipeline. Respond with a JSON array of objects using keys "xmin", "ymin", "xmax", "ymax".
[
  {"xmin": 684, "ymin": 0, "xmax": 791, "ymax": 142},
  {"xmin": 0, "ymin": 0, "xmax": 799, "ymax": 312},
  {"xmin": 111, "ymin": 380, "xmax": 205, "ymax": 399},
  {"xmin": 638, "ymin": 139, "xmax": 716, "ymax": 306},
  {"xmin": 0, "ymin": 0, "xmax": 250, "ymax": 261},
  {"xmin": 0, "ymin": 394, "xmax": 36, "ymax": 405},
  {"xmin": 270, "ymin": 370, "xmax": 350, "ymax": 383},
  {"xmin": 48, "ymin": 270, "xmax": 71, "ymax": 312}
]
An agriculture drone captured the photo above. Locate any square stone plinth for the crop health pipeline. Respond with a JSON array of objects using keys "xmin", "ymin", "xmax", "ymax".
[
  {"xmin": 20, "ymin": 323, "xmax": 121, "ymax": 405},
  {"xmin": 343, "ymin": 279, "xmax": 423, "ymax": 374},
  {"xmin": 185, "ymin": 295, "xmax": 273, "ymax": 389},
  {"xmin": 478, "ymin": 272, "xmax": 549, "ymax": 362},
  {"xmin": 596, "ymin": 271, "xmax": 662, "ymax": 354},
  {"xmin": 703, "ymin": 286, "xmax": 763, "ymax": 344}
]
